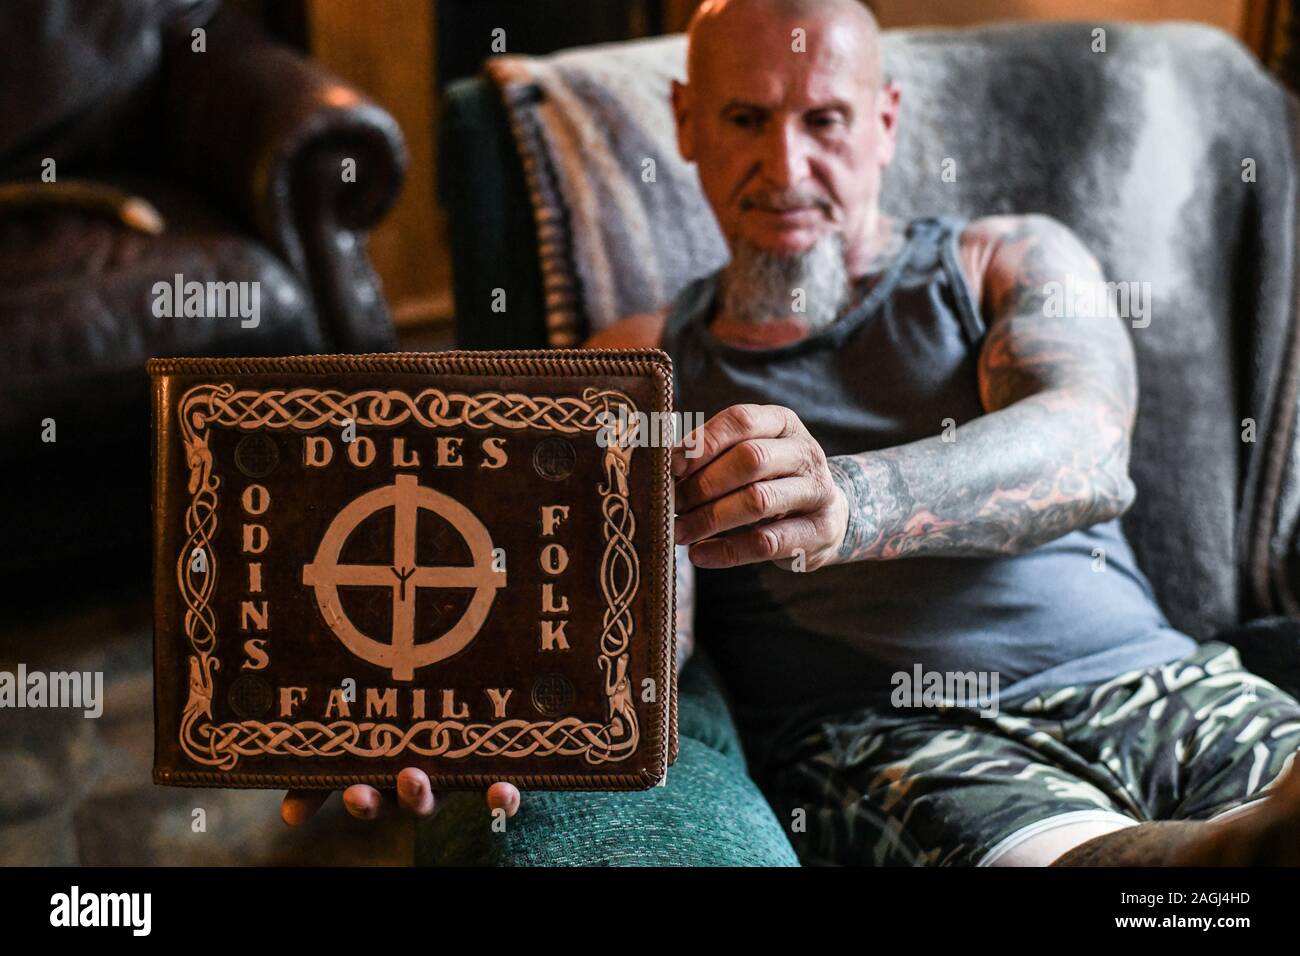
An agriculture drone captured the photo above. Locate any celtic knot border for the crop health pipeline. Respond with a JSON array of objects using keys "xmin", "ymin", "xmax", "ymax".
[{"xmin": 175, "ymin": 383, "xmax": 642, "ymax": 771}]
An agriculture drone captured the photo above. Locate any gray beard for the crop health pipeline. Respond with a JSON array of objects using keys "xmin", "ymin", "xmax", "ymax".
[{"xmin": 719, "ymin": 233, "xmax": 851, "ymax": 331}]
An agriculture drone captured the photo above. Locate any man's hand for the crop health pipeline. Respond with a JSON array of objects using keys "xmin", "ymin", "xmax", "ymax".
[
  {"xmin": 280, "ymin": 770, "xmax": 520, "ymax": 825},
  {"xmin": 672, "ymin": 403, "xmax": 848, "ymax": 571}
]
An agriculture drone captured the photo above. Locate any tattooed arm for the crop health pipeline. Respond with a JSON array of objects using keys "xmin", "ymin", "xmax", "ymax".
[
  {"xmin": 672, "ymin": 214, "xmax": 1138, "ymax": 571},
  {"xmin": 825, "ymin": 214, "xmax": 1138, "ymax": 560}
]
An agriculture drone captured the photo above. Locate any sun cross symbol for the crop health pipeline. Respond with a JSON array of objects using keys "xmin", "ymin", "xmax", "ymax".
[{"xmin": 303, "ymin": 474, "xmax": 505, "ymax": 680}]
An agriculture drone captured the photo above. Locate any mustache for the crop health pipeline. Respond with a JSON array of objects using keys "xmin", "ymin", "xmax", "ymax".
[{"xmin": 739, "ymin": 189, "xmax": 831, "ymax": 213}]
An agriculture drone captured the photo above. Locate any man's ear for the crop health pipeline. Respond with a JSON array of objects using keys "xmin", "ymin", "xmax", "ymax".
[
  {"xmin": 672, "ymin": 80, "xmax": 696, "ymax": 162},
  {"xmin": 875, "ymin": 80, "xmax": 902, "ymax": 167}
]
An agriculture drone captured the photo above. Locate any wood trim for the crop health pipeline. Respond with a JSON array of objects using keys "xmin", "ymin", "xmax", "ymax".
[
  {"xmin": 1242, "ymin": 0, "xmax": 1282, "ymax": 63},
  {"xmin": 664, "ymin": 0, "xmax": 702, "ymax": 32},
  {"xmin": 305, "ymin": 0, "xmax": 445, "ymax": 328}
]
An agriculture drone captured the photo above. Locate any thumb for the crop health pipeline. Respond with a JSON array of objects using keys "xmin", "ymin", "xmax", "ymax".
[
  {"xmin": 485, "ymin": 781, "xmax": 521, "ymax": 818},
  {"xmin": 281, "ymin": 789, "xmax": 331, "ymax": 826}
]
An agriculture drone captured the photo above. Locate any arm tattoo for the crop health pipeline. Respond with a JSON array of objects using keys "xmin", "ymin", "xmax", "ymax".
[{"xmin": 830, "ymin": 215, "xmax": 1139, "ymax": 562}]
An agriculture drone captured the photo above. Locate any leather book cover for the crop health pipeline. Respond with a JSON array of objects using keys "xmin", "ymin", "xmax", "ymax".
[{"xmin": 149, "ymin": 350, "xmax": 677, "ymax": 791}]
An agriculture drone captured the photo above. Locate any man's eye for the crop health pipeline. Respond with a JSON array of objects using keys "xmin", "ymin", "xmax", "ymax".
[
  {"xmin": 728, "ymin": 112, "xmax": 761, "ymax": 130},
  {"xmin": 807, "ymin": 113, "xmax": 844, "ymax": 131}
]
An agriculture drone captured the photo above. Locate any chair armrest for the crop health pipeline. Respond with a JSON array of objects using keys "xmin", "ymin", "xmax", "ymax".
[
  {"xmin": 440, "ymin": 76, "xmax": 549, "ymax": 349},
  {"xmin": 159, "ymin": 8, "xmax": 405, "ymax": 350}
]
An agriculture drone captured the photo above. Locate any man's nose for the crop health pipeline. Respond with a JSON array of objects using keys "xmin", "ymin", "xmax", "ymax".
[{"xmin": 759, "ymin": 120, "xmax": 811, "ymax": 189}]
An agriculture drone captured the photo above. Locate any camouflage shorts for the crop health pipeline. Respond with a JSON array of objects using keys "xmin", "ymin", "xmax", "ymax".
[{"xmin": 757, "ymin": 641, "xmax": 1300, "ymax": 866}]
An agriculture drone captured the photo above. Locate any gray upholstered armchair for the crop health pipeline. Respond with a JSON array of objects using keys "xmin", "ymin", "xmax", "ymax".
[{"xmin": 432, "ymin": 22, "xmax": 1300, "ymax": 864}]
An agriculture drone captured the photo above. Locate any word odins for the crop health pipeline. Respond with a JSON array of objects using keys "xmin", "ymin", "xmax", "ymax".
[
  {"xmin": 151, "ymin": 273, "xmax": 260, "ymax": 328},
  {"xmin": 0, "ymin": 664, "xmax": 102, "ymax": 718},
  {"xmin": 595, "ymin": 407, "xmax": 704, "ymax": 457},
  {"xmin": 891, "ymin": 665, "xmax": 1000, "ymax": 718},
  {"xmin": 1042, "ymin": 273, "xmax": 1152, "ymax": 329},
  {"xmin": 50, "ymin": 886, "xmax": 150, "ymax": 936}
]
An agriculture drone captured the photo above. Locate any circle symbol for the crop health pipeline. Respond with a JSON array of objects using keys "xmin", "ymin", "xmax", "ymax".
[
  {"xmin": 228, "ymin": 675, "xmax": 273, "ymax": 718},
  {"xmin": 531, "ymin": 673, "xmax": 575, "ymax": 716},
  {"xmin": 235, "ymin": 434, "xmax": 279, "ymax": 478},
  {"xmin": 533, "ymin": 437, "xmax": 576, "ymax": 481},
  {"xmin": 302, "ymin": 474, "xmax": 506, "ymax": 680}
]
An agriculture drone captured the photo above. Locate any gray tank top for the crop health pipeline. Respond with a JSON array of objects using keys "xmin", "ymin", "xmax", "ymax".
[{"xmin": 663, "ymin": 215, "xmax": 1194, "ymax": 721}]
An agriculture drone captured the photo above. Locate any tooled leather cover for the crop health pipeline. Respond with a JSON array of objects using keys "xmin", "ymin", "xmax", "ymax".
[{"xmin": 149, "ymin": 350, "xmax": 677, "ymax": 791}]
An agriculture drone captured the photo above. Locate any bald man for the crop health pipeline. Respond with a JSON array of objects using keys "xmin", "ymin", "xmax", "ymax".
[
  {"xmin": 290, "ymin": 0, "xmax": 1300, "ymax": 866},
  {"xmin": 590, "ymin": 0, "xmax": 1300, "ymax": 867}
]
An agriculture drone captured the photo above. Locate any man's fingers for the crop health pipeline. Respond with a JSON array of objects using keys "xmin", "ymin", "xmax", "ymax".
[
  {"xmin": 283, "ymin": 771, "xmax": 447, "ymax": 826},
  {"xmin": 673, "ymin": 404, "xmax": 795, "ymax": 481},
  {"xmin": 486, "ymin": 781, "xmax": 521, "ymax": 818},
  {"xmin": 342, "ymin": 784, "xmax": 384, "ymax": 821},
  {"xmin": 281, "ymin": 789, "xmax": 330, "ymax": 827},
  {"xmin": 676, "ymin": 476, "xmax": 823, "ymax": 546},
  {"xmin": 689, "ymin": 513, "xmax": 824, "ymax": 569},
  {"xmin": 396, "ymin": 767, "xmax": 439, "ymax": 818},
  {"xmin": 675, "ymin": 437, "xmax": 805, "ymax": 513}
]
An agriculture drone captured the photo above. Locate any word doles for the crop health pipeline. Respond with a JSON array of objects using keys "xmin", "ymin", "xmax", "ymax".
[
  {"xmin": 539, "ymin": 505, "xmax": 572, "ymax": 652},
  {"xmin": 303, "ymin": 434, "xmax": 508, "ymax": 470}
]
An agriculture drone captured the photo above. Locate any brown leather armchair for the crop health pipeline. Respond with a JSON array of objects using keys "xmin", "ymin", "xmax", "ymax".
[{"xmin": 0, "ymin": 0, "xmax": 406, "ymax": 575}]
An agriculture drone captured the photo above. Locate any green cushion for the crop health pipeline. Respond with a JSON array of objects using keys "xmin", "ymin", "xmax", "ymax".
[{"xmin": 416, "ymin": 657, "xmax": 799, "ymax": 866}]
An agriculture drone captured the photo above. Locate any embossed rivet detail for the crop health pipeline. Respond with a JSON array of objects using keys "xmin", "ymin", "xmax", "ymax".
[
  {"xmin": 531, "ymin": 673, "xmax": 575, "ymax": 716},
  {"xmin": 235, "ymin": 434, "xmax": 279, "ymax": 478},
  {"xmin": 228, "ymin": 675, "xmax": 273, "ymax": 718},
  {"xmin": 532, "ymin": 436, "xmax": 576, "ymax": 481}
]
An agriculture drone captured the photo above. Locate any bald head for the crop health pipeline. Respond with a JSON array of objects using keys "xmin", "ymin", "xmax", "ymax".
[
  {"xmin": 686, "ymin": 0, "xmax": 883, "ymax": 90},
  {"xmin": 671, "ymin": 0, "xmax": 900, "ymax": 277}
]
